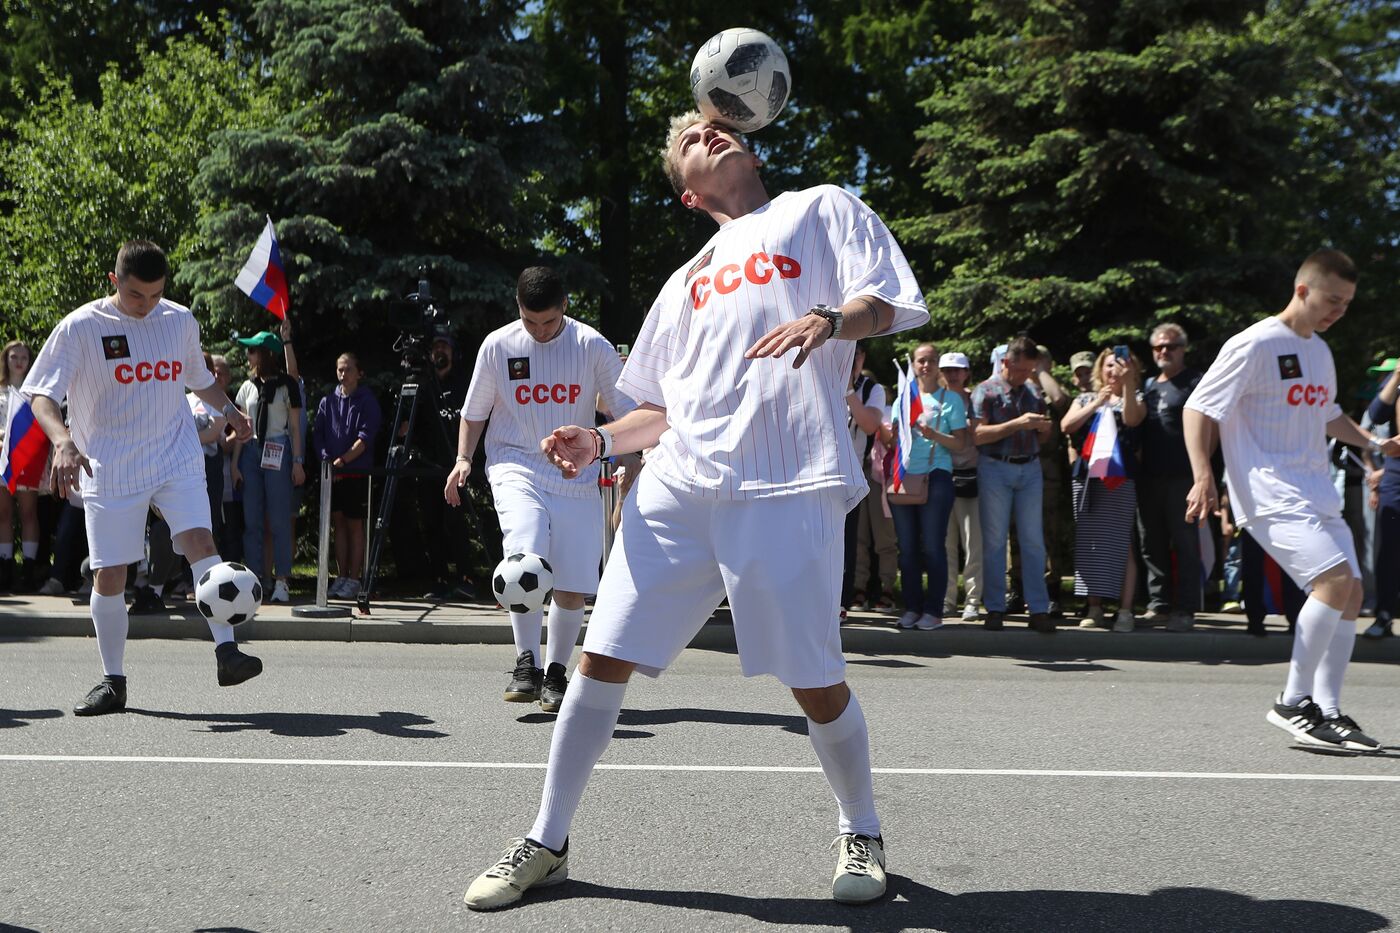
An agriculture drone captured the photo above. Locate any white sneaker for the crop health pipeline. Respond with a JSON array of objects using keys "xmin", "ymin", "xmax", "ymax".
[
  {"xmin": 465, "ymin": 838, "xmax": 569, "ymax": 911},
  {"xmin": 270, "ymin": 579, "xmax": 290, "ymax": 604},
  {"xmin": 961, "ymin": 605, "xmax": 980, "ymax": 622},
  {"xmin": 1112, "ymin": 609, "xmax": 1135, "ymax": 633},
  {"xmin": 341, "ymin": 578, "xmax": 360, "ymax": 599},
  {"xmin": 896, "ymin": 611, "xmax": 919, "ymax": 629},
  {"xmin": 915, "ymin": 613, "xmax": 943, "ymax": 631},
  {"xmin": 832, "ymin": 833, "xmax": 886, "ymax": 904},
  {"xmin": 38, "ymin": 577, "xmax": 66, "ymax": 596},
  {"xmin": 326, "ymin": 577, "xmax": 346, "ymax": 598}
]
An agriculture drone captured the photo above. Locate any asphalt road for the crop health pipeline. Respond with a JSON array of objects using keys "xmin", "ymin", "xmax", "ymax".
[{"xmin": 1, "ymin": 637, "xmax": 1397, "ymax": 933}]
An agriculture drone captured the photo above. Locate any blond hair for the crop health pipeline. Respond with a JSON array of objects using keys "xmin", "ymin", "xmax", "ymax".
[{"xmin": 661, "ymin": 111, "xmax": 705, "ymax": 195}]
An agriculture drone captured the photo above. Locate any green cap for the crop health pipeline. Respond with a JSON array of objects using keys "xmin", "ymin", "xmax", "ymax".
[
  {"xmin": 1070, "ymin": 351, "xmax": 1095, "ymax": 371},
  {"xmin": 235, "ymin": 331, "xmax": 283, "ymax": 353},
  {"xmin": 1367, "ymin": 357, "xmax": 1398, "ymax": 375}
]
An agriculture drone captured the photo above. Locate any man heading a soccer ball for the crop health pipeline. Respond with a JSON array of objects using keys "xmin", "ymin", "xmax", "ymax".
[
  {"xmin": 462, "ymin": 115, "xmax": 928, "ymax": 909},
  {"xmin": 23, "ymin": 240, "xmax": 265, "ymax": 716}
]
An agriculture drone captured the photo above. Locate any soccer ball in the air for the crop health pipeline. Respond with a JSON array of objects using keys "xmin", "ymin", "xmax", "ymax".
[
  {"xmin": 493, "ymin": 552, "xmax": 554, "ymax": 614},
  {"xmin": 691, "ymin": 27, "xmax": 790, "ymax": 133},
  {"xmin": 195, "ymin": 561, "xmax": 262, "ymax": 625}
]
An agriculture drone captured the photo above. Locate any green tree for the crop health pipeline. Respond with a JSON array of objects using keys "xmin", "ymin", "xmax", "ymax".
[
  {"xmin": 182, "ymin": 0, "xmax": 570, "ymax": 373},
  {"xmin": 903, "ymin": 0, "xmax": 1400, "ymax": 385},
  {"xmin": 0, "ymin": 30, "xmax": 277, "ymax": 345}
]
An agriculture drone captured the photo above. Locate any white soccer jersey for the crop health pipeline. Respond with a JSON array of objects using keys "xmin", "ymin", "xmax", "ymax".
[
  {"xmin": 1185, "ymin": 316, "xmax": 1343, "ymax": 524},
  {"xmin": 21, "ymin": 297, "xmax": 213, "ymax": 497},
  {"xmin": 462, "ymin": 317, "xmax": 635, "ymax": 498},
  {"xmin": 619, "ymin": 185, "xmax": 928, "ymax": 508}
]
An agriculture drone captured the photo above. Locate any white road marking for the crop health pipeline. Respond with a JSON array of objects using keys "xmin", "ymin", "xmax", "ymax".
[{"xmin": 0, "ymin": 754, "xmax": 1395, "ymax": 782}]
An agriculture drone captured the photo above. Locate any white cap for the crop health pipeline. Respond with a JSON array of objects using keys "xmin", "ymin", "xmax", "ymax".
[
  {"xmin": 990, "ymin": 344, "xmax": 1008, "ymax": 371},
  {"xmin": 939, "ymin": 351, "xmax": 970, "ymax": 369}
]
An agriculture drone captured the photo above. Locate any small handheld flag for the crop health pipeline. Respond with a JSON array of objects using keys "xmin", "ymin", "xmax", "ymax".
[
  {"xmin": 887, "ymin": 357, "xmax": 924, "ymax": 493},
  {"xmin": 0, "ymin": 388, "xmax": 51, "ymax": 494},
  {"xmin": 1081, "ymin": 407, "xmax": 1127, "ymax": 490},
  {"xmin": 234, "ymin": 216, "xmax": 290, "ymax": 320}
]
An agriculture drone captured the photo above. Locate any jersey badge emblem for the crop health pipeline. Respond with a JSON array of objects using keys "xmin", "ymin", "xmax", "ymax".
[
  {"xmin": 686, "ymin": 247, "xmax": 715, "ymax": 283},
  {"xmin": 101, "ymin": 335, "xmax": 131, "ymax": 360},
  {"xmin": 508, "ymin": 357, "xmax": 530, "ymax": 380},
  {"xmin": 1277, "ymin": 354, "xmax": 1302, "ymax": 380}
]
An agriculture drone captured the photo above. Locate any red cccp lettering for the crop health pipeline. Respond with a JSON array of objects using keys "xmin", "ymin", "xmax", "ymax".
[
  {"xmin": 112, "ymin": 359, "xmax": 184, "ymax": 384},
  {"xmin": 515, "ymin": 383, "xmax": 584, "ymax": 405},
  {"xmin": 688, "ymin": 252, "xmax": 803, "ymax": 309}
]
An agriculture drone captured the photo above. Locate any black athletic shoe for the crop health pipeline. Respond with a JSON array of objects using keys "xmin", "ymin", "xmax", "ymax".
[
  {"xmin": 539, "ymin": 663, "xmax": 568, "ymax": 713},
  {"xmin": 130, "ymin": 585, "xmax": 168, "ymax": 614},
  {"xmin": 215, "ymin": 642, "xmax": 263, "ymax": 687},
  {"xmin": 983, "ymin": 611, "xmax": 1005, "ymax": 631},
  {"xmin": 74, "ymin": 676, "xmax": 127, "ymax": 716},
  {"xmin": 1323, "ymin": 713, "xmax": 1382, "ymax": 752},
  {"xmin": 1266, "ymin": 695, "xmax": 1349, "ymax": 749},
  {"xmin": 504, "ymin": 650, "xmax": 544, "ymax": 703},
  {"xmin": 1029, "ymin": 612, "xmax": 1055, "ymax": 634}
]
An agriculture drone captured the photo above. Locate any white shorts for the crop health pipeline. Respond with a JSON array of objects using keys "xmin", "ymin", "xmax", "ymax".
[
  {"xmin": 84, "ymin": 473, "xmax": 211, "ymax": 569},
  {"xmin": 583, "ymin": 471, "xmax": 847, "ymax": 689},
  {"xmin": 1246, "ymin": 510, "xmax": 1359, "ymax": 589},
  {"xmin": 492, "ymin": 478, "xmax": 603, "ymax": 594}
]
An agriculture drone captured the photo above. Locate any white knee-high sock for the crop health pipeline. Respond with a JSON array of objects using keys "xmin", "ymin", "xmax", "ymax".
[
  {"xmin": 528, "ymin": 673, "xmax": 627, "ymax": 851},
  {"xmin": 90, "ymin": 591, "xmax": 128, "ymax": 676},
  {"xmin": 545, "ymin": 604, "xmax": 586, "ymax": 669},
  {"xmin": 190, "ymin": 555, "xmax": 234, "ymax": 645},
  {"xmin": 1282, "ymin": 597, "xmax": 1344, "ymax": 706},
  {"xmin": 807, "ymin": 692, "xmax": 881, "ymax": 838},
  {"xmin": 511, "ymin": 609, "xmax": 543, "ymax": 666},
  {"xmin": 0, "ymin": 543, "xmax": 12, "ymax": 559},
  {"xmin": 21, "ymin": 541, "xmax": 37, "ymax": 560},
  {"xmin": 1313, "ymin": 616, "xmax": 1357, "ymax": 718}
]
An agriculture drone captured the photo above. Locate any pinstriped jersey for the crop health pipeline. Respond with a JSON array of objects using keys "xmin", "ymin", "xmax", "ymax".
[
  {"xmin": 22, "ymin": 297, "xmax": 214, "ymax": 497},
  {"xmin": 462, "ymin": 317, "xmax": 635, "ymax": 498},
  {"xmin": 619, "ymin": 185, "xmax": 928, "ymax": 508},
  {"xmin": 1185, "ymin": 316, "xmax": 1343, "ymax": 524}
]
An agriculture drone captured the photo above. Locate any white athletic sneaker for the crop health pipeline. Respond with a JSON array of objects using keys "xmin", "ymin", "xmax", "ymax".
[
  {"xmin": 915, "ymin": 613, "xmax": 943, "ymax": 631},
  {"xmin": 327, "ymin": 577, "xmax": 348, "ymax": 598},
  {"xmin": 832, "ymin": 833, "xmax": 886, "ymax": 904},
  {"xmin": 1112, "ymin": 609, "xmax": 1135, "ymax": 633},
  {"xmin": 37, "ymin": 577, "xmax": 67, "ymax": 596},
  {"xmin": 896, "ymin": 611, "xmax": 919, "ymax": 629},
  {"xmin": 465, "ymin": 838, "xmax": 569, "ymax": 911},
  {"xmin": 269, "ymin": 579, "xmax": 290, "ymax": 604},
  {"xmin": 961, "ymin": 605, "xmax": 980, "ymax": 622},
  {"xmin": 341, "ymin": 577, "xmax": 360, "ymax": 599}
]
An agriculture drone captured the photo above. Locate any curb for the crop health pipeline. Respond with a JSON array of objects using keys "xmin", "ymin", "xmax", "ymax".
[{"xmin": 3, "ymin": 596, "xmax": 1397, "ymax": 664}]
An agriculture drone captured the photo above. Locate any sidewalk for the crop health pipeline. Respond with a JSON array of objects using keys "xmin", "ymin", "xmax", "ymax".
[{"xmin": 3, "ymin": 592, "xmax": 1397, "ymax": 663}]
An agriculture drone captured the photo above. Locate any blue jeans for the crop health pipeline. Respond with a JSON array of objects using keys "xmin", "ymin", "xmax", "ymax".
[
  {"xmin": 240, "ymin": 436, "xmax": 295, "ymax": 581},
  {"xmin": 890, "ymin": 471, "xmax": 955, "ymax": 615},
  {"xmin": 1222, "ymin": 537, "xmax": 1242, "ymax": 603},
  {"xmin": 978, "ymin": 457, "xmax": 1049, "ymax": 613}
]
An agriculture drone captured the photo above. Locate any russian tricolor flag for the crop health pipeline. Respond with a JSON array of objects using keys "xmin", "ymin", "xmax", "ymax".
[
  {"xmin": 887, "ymin": 357, "xmax": 924, "ymax": 493},
  {"xmin": 1081, "ymin": 407, "xmax": 1127, "ymax": 490},
  {"xmin": 0, "ymin": 389, "xmax": 50, "ymax": 494},
  {"xmin": 234, "ymin": 216, "xmax": 290, "ymax": 320}
]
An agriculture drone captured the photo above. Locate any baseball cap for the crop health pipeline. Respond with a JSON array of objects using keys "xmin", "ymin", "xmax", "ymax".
[
  {"xmin": 1367, "ymin": 357, "xmax": 1398, "ymax": 375},
  {"xmin": 990, "ymin": 344, "xmax": 1008, "ymax": 371},
  {"xmin": 235, "ymin": 331, "xmax": 282, "ymax": 353},
  {"xmin": 939, "ymin": 352, "xmax": 970, "ymax": 369},
  {"xmin": 1070, "ymin": 351, "xmax": 1095, "ymax": 371}
]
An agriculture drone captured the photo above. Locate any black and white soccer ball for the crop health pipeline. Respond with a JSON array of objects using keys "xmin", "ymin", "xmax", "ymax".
[
  {"xmin": 195, "ymin": 561, "xmax": 262, "ymax": 626},
  {"xmin": 492, "ymin": 552, "xmax": 554, "ymax": 614},
  {"xmin": 691, "ymin": 27, "xmax": 790, "ymax": 133}
]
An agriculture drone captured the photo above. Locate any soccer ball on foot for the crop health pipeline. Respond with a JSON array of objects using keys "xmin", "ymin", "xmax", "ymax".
[
  {"xmin": 195, "ymin": 561, "xmax": 262, "ymax": 626},
  {"xmin": 492, "ymin": 553, "xmax": 554, "ymax": 614},
  {"xmin": 691, "ymin": 27, "xmax": 790, "ymax": 133}
]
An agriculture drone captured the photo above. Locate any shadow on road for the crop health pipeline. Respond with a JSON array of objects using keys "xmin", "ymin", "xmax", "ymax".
[
  {"xmin": 1016, "ymin": 662, "xmax": 1120, "ymax": 673},
  {"xmin": 517, "ymin": 706, "xmax": 808, "ymax": 738},
  {"xmin": 129, "ymin": 709, "xmax": 448, "ymax": 739},
  {"xmin": 534, "ymin": 877, "xmax": 1388, "ymax": 932},
  {"xmin": 0, "ymin": 708, "xmax": 63, "ymax": 729}
]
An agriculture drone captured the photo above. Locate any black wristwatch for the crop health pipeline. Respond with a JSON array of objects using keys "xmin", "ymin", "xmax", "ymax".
[{"xmin": 807, "ymin": 304, "xmax": 843, "ymax": 339}]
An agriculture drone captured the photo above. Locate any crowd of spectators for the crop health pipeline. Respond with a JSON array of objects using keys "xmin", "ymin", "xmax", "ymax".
[{"xmin": 3, "ymin": 314, "xmax": 1396, "ymax": 642}]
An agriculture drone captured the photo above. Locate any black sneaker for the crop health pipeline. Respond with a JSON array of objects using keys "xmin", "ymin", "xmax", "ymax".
[
  {"xmin": 983, "ymin": 611, "xmax": 1005, "ymax": 631},
  {"xmin": 504, "ymin": 650, "xmax": 543, "ymax": 703},
  {"xmin": 539, "ymin": 663, "xmax": 568, "ymax": 713},
  {"xmin": 1265, "ymin": 695, "xmax": 1349, "ymax": 749},
  {"xmin": 1324, "ymin": 713, "xmax": 1382, "ymax": 752},
  {"xmin": 74, "ymin": 676, "xmax": 127, "ymax": 716},
  {"xmin": 130, "ymin": 585, "xmax": 168, "ymax": 614},
  {"xmin": 215, "ymin": 642, "xmax": 264, "ymax": 687},
  {"xmin": 1363, "ymin": 614, "xmax": 1393, "ymax": 639}
]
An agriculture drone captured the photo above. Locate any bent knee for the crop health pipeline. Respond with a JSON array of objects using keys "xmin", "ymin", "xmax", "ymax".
[
  {"xmin": 552, "ymin": 590, "xmax": 587, "ymax": 610},
  {"xmin": 578, "ymin": 651, "xmax": 634, "ymax": 683}
]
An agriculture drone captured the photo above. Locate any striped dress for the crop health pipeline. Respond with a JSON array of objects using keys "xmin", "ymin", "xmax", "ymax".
[{"xmin": 1069, "ymin": 394, "xmax": 1140, "ymax": 599}]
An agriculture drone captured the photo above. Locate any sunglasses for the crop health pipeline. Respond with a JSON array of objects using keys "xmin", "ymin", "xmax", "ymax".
[{"xmin": 1151, "ymin": 344, "xmax": 1184, "ymax": 352}]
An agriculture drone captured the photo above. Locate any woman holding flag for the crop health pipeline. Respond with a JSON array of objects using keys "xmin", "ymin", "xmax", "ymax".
[
  {"xmin": 0, "ymin": 339, "xmax": 48, "ymax": 592},
  {"xmin": 880, "ymin": 342, "xmax": 968, "ymax": 630},
  {"xmin": 1061, "ymin": 348, "xmax": 1145, "ymax": 631}
]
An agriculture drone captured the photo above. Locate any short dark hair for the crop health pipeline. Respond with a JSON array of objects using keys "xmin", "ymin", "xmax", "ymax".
[
  {"xmin": 517, "ymin": 266, "xmax": 566, "ymax": 312},
  {"xmin": 115, "ymin": 240, "xmax": 169, "ymax": 282},
  {"xmin": 1006, "ymin": 335, "xmax": 1040, "ymax": 360},
  {"xmin": 1297, "ymin": 248, "xmax": 1358, "ymax": 285}
]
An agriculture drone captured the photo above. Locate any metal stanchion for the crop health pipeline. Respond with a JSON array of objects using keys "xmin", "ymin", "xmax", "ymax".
[
  {"xmin": 292, "ymin": 460, "xmax": 351, "ymax": 618},
  {"xmin": 599, "ymin": 458, "xmax": 617, "ymax": 565}
]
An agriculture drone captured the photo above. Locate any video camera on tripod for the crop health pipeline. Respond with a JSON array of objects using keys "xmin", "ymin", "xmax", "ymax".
[{"xmin": 394, "ymin": 267, "xmax": 449, "ymax": 371}]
